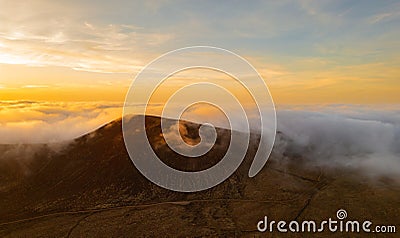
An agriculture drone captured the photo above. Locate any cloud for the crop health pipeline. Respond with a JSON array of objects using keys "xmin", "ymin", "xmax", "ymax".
[
  {"xmin": 0, "ymin": 0, "xmax": 173, "ymax": 73},
  {"xmin": 276, "ymin": 105, "xmax": 400, "ymax": 177},
  {"xmin": 368, "ymin": 7, "xmax": 400, "ymax": 24},
  {"xmin": 22, "ymin": 85, "xmax": 49, "ymax": 89},
  {"xmin": 0, "ymin": 101, "xmax": 123, "ymax": 143},
  {"xmin": 0, "ymin": 101, "xmax": 399, "ymax": 178},
  {"xmin": 149, "ymin": 103, "xmax": 400, "ymax": 177}
]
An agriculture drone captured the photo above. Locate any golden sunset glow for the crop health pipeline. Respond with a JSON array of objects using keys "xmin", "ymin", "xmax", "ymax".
[{"xmin": 1, "ymin": 0, "xmax": 399, "ymax": 105}]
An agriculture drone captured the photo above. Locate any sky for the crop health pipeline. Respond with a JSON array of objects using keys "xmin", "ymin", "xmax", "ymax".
[{"xmin": 0, "ymin": 0, "xmax": 399, "ymax": 104}]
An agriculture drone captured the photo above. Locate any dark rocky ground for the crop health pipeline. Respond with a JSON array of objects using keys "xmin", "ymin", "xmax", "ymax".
[{"xmin": 0, "ymin": 116, "xmax": 399, "ymax": 237}]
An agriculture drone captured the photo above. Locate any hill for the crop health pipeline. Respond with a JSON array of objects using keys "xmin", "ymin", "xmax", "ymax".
[{"xmin": 0, "ymin": 115, "xmax": 399, "ymax": 237}]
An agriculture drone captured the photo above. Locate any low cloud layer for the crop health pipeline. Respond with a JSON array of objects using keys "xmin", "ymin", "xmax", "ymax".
[
  {"xmin": 276, "ymin": 105, "xmax": 400, "ymax": 176},
  {"xmin": 0, "ymin": 101, "xmax": 399, "ymax": 177},
  {"xmin": 0, "ymin": 101, "xmax": 122, "ymax": 144}
]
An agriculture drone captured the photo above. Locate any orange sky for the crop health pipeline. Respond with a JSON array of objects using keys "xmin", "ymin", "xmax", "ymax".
[
  {"xmin": 0, "ymin": 62, "xmax": 398, "ymax": 104},
  {"xmin": 0, "ymin": 0, "xmax": 399, "ymax": 105}
]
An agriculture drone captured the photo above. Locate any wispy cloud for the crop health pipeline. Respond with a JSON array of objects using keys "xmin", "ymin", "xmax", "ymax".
[
  {"xmin": 22, "ymin": 85, "xmax": 49, "ymax": 89},
  {"xmin": 0, "ymin": 1, "xmax": 173, "ymax": 73},
  {"xmin": 368, "ymin": 8, "xmax": 400, "ymax": 24}
]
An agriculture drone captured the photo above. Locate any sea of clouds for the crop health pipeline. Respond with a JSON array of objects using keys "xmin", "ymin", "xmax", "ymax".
[
  {"xmin": 0, "ymin": 101, "xmax": 399, "ymax": 176},
  {"xmin": 0, "ymin": 101, "xmax": 123, "ymax": 144}
]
